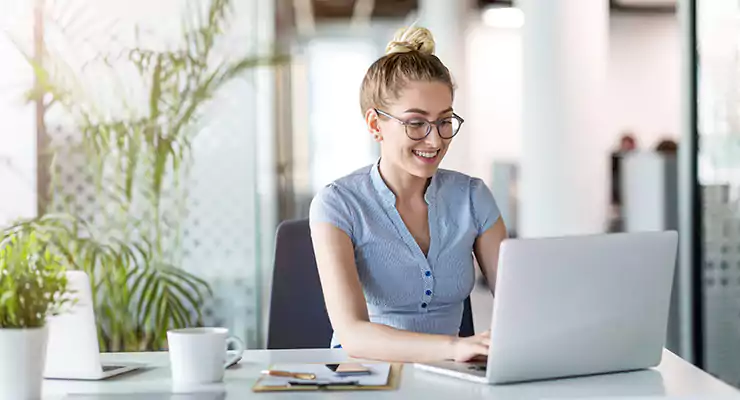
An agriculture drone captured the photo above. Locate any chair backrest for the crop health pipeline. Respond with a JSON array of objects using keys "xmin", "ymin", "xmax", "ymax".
[{"xmin": 267, "ymin": 218, "xmax": 475, "ymax": 349}]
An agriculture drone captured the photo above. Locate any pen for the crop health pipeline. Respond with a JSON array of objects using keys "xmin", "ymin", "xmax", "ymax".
[{"xmin": 261, "ymin": 370, "xmax": 316, "ymax": 380}]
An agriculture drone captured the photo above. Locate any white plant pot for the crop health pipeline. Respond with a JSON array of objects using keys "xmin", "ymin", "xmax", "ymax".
[{"xmin": 0, "ymin": 326, "xmax": 49, "ymax": 400}]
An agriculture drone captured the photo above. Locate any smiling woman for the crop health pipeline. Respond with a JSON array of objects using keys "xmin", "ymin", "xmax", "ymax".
[{"xmin": 308, "ymin": 26, "xmax": 508, "ymax": 364}]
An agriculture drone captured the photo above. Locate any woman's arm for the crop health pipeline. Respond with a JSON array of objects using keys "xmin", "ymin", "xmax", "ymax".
[
  {"xmin": 310, "ymin": 222, "xmax": 489, "ymax": 363},
  {"xmin": 473, "ymin": 217, "xmax": 507, "ymax": 295}
]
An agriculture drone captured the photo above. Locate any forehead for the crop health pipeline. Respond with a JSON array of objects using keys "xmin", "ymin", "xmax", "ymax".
[{"xmin": 389, "ymin": 81, "xmax": 453, "ymax": 114}]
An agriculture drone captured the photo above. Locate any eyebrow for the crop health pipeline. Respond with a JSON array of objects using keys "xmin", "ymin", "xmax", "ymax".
[{"xmin": 403, "ymin": 107, "xmax": 454, "ymax": 116}]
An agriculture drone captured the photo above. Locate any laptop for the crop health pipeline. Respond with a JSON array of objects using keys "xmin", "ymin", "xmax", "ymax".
[
  {"xmin": 44, "ymin": 271, "xmax": 144, "ymax": 380},
  {"xmin": 416, "ymin": 231, "xmax": 678, "ymax": 384}
]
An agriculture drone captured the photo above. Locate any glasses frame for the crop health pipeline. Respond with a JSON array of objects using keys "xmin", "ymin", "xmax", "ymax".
[{"xmin": 374, "ymin": 108, "xmax": 464, "ymax": 141}]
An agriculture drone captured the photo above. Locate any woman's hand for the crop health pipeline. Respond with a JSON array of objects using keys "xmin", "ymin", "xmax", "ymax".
[{"xmin": 450, "ymin": 330, "xmax": 490, "ymax": 363}]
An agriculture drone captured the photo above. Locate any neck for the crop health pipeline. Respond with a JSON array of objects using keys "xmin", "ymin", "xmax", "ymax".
[{"xmin": 378, "ymin": 158, "xmax": 430, "ymax": 204}]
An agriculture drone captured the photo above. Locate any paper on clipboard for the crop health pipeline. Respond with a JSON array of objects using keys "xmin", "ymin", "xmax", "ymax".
[{"xmin": 258, "ymin": 363, "xmax": 392, "ymax": 387}]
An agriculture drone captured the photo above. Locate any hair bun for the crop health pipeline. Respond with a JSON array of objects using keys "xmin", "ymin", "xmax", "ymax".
[{"xmin": 385, "ymin": 26, "xmax": 436, "ymax": 56}]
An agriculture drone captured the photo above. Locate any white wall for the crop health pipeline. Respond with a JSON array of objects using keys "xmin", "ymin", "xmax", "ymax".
[
  {"xmin": 466, "ymin": 12, "xmax": 680, "ymax": 186},
  {"xmin": 306, "ymin": 39, "xmax": 378, "ymax": 194},
  {"xmin": 0, "ymin": 3, "xmax": 37, "ymax": 228},
  {"xmin": 608, "ymin": 13, "xmax": 681, "ymax": 150},
  {"xmin": 466, "ymin": 26, "xmax": 522, "ymax": 183}
]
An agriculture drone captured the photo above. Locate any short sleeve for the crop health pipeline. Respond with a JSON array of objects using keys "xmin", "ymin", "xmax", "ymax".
[
  {"xmin": 470, "ymin": 178, "xmax": 501, "ymax": 236},
  {"xmin": 309, "ymin": 184, "xmax": 354, "ymax": 240}
]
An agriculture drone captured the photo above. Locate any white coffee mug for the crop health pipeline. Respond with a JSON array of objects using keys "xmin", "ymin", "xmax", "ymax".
[{"xmin": 167, "ymin": 327, "xmax": 244, "ymax": 384}]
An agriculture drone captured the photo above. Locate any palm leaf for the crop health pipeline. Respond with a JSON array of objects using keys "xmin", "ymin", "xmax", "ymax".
[{"xmin": 135, "ymin": 270, "xmax": 157, "ymax": 325}]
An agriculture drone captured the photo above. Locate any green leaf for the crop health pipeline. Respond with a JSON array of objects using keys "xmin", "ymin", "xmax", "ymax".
[
  {"xmin": 135, "ymin": 270, "xmax": 157, "ymax": 323},
  {"xmin": 168, "ymin": 291, "xmax": 190, "ymax": 329},
  {"xmin": 155, "ymin": 286, "xmax": 170, "ymax": 340},
  {"xmin": 163, "ymin": 273, "xmax": 201, "ymax": 322},
  {"xmin": 140, "ymin": 275, "xmax": 162, "ymax": 330},
  {"xmin": 168, "ymin": 268, "xmax": 212, "ymax": 297}
]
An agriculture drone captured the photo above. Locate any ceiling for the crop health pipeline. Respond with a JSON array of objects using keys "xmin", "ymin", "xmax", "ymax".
[
  {"xmin": 308, "ymin": 0, "xmax": 513, "ymax": 20},
  {"xmin": 310, "ymin": 0, "xmax": 413, "ymax": 19},
  {"xmin": 290, "ymin": 0, "xmax": 674, "ymax": 24}
]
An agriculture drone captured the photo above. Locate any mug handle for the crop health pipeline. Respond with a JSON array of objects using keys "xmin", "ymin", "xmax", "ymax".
[{"xmin": 224, "ymin": 336, "xmax": 245, "ymax": 369}]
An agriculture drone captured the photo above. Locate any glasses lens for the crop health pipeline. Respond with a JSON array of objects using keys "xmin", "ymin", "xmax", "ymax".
[
  {"xmin": 405, "ymin": 121, "xmax": 431, "ymax": 140},
  {"xmin": 438, "ymin": 117, "xmax": 461, "ymax": 139}
]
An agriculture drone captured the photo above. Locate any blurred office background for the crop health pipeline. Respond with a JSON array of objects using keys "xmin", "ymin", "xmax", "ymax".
[{"xmin": 1, "ymin": 0, "xmax": 739, "ymax": 387}]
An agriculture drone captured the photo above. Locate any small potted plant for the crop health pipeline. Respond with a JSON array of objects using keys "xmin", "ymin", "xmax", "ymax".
[{"xmin": 0, "ymin": 230, "xmax": 71, "ymax": 400}]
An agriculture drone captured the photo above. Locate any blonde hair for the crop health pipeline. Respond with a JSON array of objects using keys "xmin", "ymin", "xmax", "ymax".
[{"xmin": 360, "ymin": 26, "xmax": 454, "ymax": 115}]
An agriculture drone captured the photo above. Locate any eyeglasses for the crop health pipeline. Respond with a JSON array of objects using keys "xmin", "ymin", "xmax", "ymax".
[{"xmin": 374, "ymin": 108, "xmax": 464, "ymax": 141}]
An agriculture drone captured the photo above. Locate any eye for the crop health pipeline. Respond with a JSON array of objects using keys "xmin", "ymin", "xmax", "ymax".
[
  {"xmin": 439, "ymin": 119, "xmax": 453, "ymax": 126},
  {"xmin": 406, "ymin": 120, "xmax": 427, "ymax": 128}
]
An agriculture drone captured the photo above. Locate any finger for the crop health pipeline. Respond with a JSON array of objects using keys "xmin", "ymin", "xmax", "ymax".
[
  {"xmin": 470, "ymin": 354, "xmax": 489, "ymax": 362},
  {"xmin": 460, "ymin": 348, "xmax": 488, "ymax": 363}
]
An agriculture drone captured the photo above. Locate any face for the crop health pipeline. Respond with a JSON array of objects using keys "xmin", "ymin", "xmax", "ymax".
[{"xmin": 366, "ymin": 81, "xmax": 454, "ymax": 179}]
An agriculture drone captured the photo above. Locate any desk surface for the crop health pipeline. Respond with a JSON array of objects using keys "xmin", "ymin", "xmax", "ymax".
[{"xmin": 43, "ymin": 349, "xmax": 739, "ymax": 399}]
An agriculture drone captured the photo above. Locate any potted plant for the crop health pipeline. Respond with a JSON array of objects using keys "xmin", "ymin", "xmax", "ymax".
[{"xmin": 0, "ymin": 230, "xmax": 71, "ymax": 400}]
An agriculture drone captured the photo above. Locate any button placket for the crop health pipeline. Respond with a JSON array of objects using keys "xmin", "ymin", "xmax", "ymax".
[
  {"xmin": 422, "ymin": 269, "xmax": 434, "ymax": 311},
  {"xmin": 422, "ymin": 198, "xmax": 437, "ymax": 312}
]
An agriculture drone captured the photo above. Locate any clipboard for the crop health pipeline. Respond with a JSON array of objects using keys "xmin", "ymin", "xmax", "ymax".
[{"xmin": 252, "ymin": 362, "xmax": 403, "ymax": 392}]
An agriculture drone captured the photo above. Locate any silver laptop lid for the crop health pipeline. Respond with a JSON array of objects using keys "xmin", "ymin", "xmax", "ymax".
[{"xmin": 487, "ymin": 231, "xmax": 677, "ymax": 384}]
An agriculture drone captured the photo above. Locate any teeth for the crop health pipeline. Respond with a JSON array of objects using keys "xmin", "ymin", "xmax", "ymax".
[{"xmin": 413, "ymin": 150, "xmax": 438, "ymax": 159}]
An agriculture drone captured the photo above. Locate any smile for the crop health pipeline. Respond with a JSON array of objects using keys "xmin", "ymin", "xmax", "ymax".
[{"xmin": 412, "ymin": 149, "xmax": 439, "ymax": 159}]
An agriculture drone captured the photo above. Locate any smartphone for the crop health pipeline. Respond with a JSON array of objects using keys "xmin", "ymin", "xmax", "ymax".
[{"xmin": 325, "ymin": 363, "xmax": 372, "ymax": 376}]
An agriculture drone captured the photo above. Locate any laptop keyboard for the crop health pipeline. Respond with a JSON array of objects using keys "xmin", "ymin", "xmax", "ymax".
[{"xmin": 102, "ymin": 365, "xmax": 126, "ymax": 372}]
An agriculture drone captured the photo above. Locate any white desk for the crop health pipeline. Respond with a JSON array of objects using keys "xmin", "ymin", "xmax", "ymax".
[{"xmin": 43, "ymin": 349, "xmax": 740, "ymax": 399}]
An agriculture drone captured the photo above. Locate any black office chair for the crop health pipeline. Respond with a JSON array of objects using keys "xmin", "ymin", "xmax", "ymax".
[{"xmin": 267, "ymin": 218, "xmax": 475, "ymax": 349}]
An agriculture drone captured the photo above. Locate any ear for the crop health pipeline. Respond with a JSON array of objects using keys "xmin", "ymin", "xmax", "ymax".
[{"xmin": 365, "ymin": 108, "xmax": 383, "ymax": 142}]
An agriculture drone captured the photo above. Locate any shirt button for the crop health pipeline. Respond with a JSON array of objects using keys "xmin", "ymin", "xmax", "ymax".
[
  {"xmin": 421, "ymin": 302, "xmax": 428, "ymax": 308},
  {"xmin": 425, "ymin": 290, "xmax": 432, "ymax": 296},
  {"xmin": 425, "ymin": 271, "xmax": 431, "ymax": 277}
]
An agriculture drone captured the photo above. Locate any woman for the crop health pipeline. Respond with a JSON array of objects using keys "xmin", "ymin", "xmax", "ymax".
[{"xmin": 309, "ymin": 26, "xmax": 507, "ymax": 363}]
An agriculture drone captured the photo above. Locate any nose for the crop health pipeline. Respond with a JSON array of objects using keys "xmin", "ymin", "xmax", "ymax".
[{"xmin": 424, "ymin": 124, "xmax": 444, "ymax": 147}]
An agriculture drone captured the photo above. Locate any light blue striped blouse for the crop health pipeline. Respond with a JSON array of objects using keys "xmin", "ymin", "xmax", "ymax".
[{"xmin": 309, "ymin": 159, "xmax": 500, "ymax": 347}]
